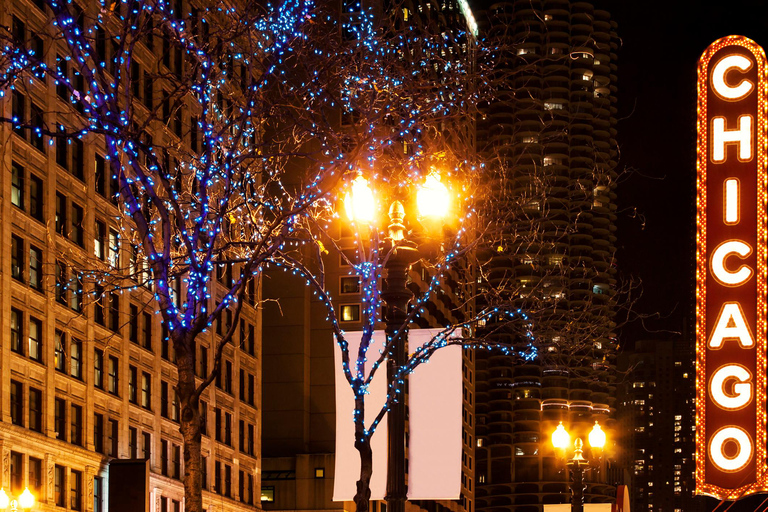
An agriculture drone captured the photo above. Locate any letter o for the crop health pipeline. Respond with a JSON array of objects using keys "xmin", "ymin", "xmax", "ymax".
[
  {"xmin": 710, "ymin": 364, "xmax": 752, "ymax": 410},
  {"xmin": 709, "ymin": 426, "xmax": 752, "ymax": 472}
]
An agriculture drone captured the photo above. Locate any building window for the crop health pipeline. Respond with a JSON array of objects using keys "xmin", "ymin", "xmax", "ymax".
[
  {"xmin": 94, "ymin": 348, "xmax": 104, "ymax": 389},
  {"xmin": 129, "ymin": 365, "xmax": 138, "ymax": 403},
  {"xmin": 161, "ymin": 381, "xmax": 169, "ymax": 418},
  {"xmin": 10, "ymin": 380, "xmax": 23, "ymax": 426},
  {"xmin": 129, "ymin": 427, "xmax": 138, "ymax": 459},
  {"xmin": 29, "ymin": 245, "xmax": 43, "ymax": 291},
  {"xmin": 340, "ymin": 276, "xmax": 361, "ymax": 294},
  {"xmin": 70, "ymin": 404, "xmax": 83, "ymax": 446},
  {"xmin": 72, "ymin": 203, "xmax": 85, "ymax": 247},
  {"xmin": 143, "ymin": 312, "xmax": 153, "ymax": 351},
  {"xmin": 261, "ymin": 486, "xmax": 275, "ymax": 502},
  {"xmin": 143, "ymin": 431, "xmax": 152, "ymax": 460},
  {"xmin": 108, "ymin": 419, "xmax": 119, "ymax": 457},
  {"xmin": 142, "ymin": 372, "xmax": 152, "ymax": 409},
  {"xmin": 71, "ymin": 338, "xmax": 83, "ymax": 379},
  {"xmin": 55, "ymin": 465, "xmax": 66, "ymax": 507},
  {"xmin": 130, "ymin": 305, "xmax": 139, "ymax": 343},
  {"xmin": 55, "ymin": 261, "xmax": 68, "ymax": 304},
  {"xmin": 71, "ymin": 469, "xmax": 83, "ymax": 511},
  {"xmin": 10, "ymin": 308, "xmax": 23, "ymax": 354},
  {"xmin": 108, "ymin": 356, "xmax": 120, "ymax": 395},
  {"xmin": 10, "ymin": 452, "xmax": 23, "ymax": 494},
  {"xmin": 94, "ymin": 220, "xmax": 106, "ymax": 260},
  {"xmin": 94, "ymin": 476, "xmax": 103, "ymax": 512},
  {"xmin": 340, "ymin": 304, "xmax": 360, "ymax": 322},
  {"xmin": 172, "ymin": 444, "xmax": 181, "ymax": 479},
  {"xmin": 161, "ymin": 439, "xmax": 169, "ymax": 476},
  {"xmin": 225, "ymin": 464, "xmax": 232, "ymax": 497},
  {"xmin": 55, "ymin": 398, "xmax": 67, "ymax": 440},
  {"xmin": 29, "ymin": 457, "xmax": 42, "ymax": 496},
  {"xmin": 225, "ymin": 412, "xmax": 232, "ymax": 446},
  {"xmin": 30, "ymin": 174, "xmax": 44, "ymax": 221},
  {"xmin": 56, "ymin": 192, "xmax": 67, "ymax": 236},
  {"xmin": 315, "ymin": 467, "xmax": 325, "ymax": 478},
  {"xmin": 94, "ymin": 413, "xmax": 104, "ymax": 454},
  {"xmin": 11, "ymin": 161, "xmax": 24, "ymax": 210},
  {"xmin": 28, "ymin": 316, "xmax": 42, "ymax": 362},
  {"xmin": 29, "ymin": 387, "xmax": 42, "ymax": 433},
  {"xmin": 11, "ymin": 235, "xmax": 24, "ymax": 282}
]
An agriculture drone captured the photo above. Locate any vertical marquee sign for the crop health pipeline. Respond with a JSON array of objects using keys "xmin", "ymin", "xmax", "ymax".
[{"xmin": 697, "ymin": 35, "xmax": 768, "ymax": 499}]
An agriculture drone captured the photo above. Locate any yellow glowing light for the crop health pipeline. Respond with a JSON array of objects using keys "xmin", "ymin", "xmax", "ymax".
[
  {"xmin": 708, "ymin": 302, "xmax": 755, "ymax": 349},
  {"xmin": 344, "ymin": 176, "xmax": 376, "ymax": 224},
  {"xmin": 417, "ymin": 172, "xmax": 450, "ymax": 220},
  {"xmin": 709, "ymin": 426, "xmax": 753, "ymax": 472},
  {"xmin": 18, "ymin": 488, "xmax": 35, "ymax": 509},
  {"xmin": 551, "ymin": 422, "xmax": 570, "ymax": 450},
  {"xmin": 0, "ymin": 489, "xmax": 9, "ymax": 509},
  {"xmin": 712, "ymin": 115, "xmax": 753, "ymax": 162},
  {"xmin": 710, "ymin": 364, "xmax": 753, "ymax": 410},
  {"xmin": 710, "ymin": 240, "xmax": 753, "ymax": 286},
  {"xmin": 712, "ymin": 54, "xmax": 754, "ymax": 100},
  {"xmin": 725, "ymin": 178, "xmax": 740, "ymax": 224},
  {"xmin": 588, "ymin": 421, "xmax": 606, "ymax": 449}
]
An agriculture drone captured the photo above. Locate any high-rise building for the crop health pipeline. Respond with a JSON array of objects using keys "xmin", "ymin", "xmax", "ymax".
[
  {"xmin": 617, "ymin": 339, "xmax": 704, "ymax": 512},
  {"xmin": 0, "ymin": 1, "xmax": 261, "ymax": 511},
  {"xmin": 473, "ymin": 1, "xmax": 621, "ymax": 511}
]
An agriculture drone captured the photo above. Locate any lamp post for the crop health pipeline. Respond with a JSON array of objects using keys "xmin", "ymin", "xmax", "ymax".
[
  {"xmin": 551, "ymin": 421, "xmax": 606, "ymax": 512},
  {"xmin": 0, "ymin": 488, "xmax": 36, "ymax": 512},
  {"xmin": 344, "ymin": 172, "xmax": 451, "ymax": 512}
]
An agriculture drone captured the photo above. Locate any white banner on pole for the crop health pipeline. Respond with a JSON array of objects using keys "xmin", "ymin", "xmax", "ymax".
[
  {"xmin": 333, "ymin": 331, "xmax": 388, "ymax": 501},
  {"xmin": 332, "ymin": 329, "xmax": 462, "ymax": 502}
]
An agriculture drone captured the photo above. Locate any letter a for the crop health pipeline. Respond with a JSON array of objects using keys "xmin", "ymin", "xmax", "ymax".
[{"xmin": 709, "ymin": 302, "xmax": 754, "ymax": 348}]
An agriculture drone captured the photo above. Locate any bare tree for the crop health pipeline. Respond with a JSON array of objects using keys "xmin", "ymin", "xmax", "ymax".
[{"xmin": 0, "ymin": 0, "xmax": 503, "ymax": 510}]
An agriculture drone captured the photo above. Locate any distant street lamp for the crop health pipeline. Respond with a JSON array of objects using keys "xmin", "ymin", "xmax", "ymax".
[
  {"xmin": 344, "ymin": 171, "xmax": 451, "ymax": 512},
  {"xmin": 0, "ymin": 488, "xmax": 36, "ymax": 512},
  {"xmin": 551, "ymin": 421, "xmax": 606, "ymax": 512}
]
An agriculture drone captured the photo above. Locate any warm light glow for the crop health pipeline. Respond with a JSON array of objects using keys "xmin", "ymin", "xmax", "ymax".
[
  {"xmin": 710, "ymin": 240, "xmax": 753, "ymax": 286},
  {"xmin": 708, "ymin": 302, "xmax": 755, "ymax": 349},
  {"xmin": 588, "ymin": 421, "xmax": 606, "ymax": 449},
  {"xmin": 0, "ymin": 489, "xmax": 9, "ymax": 509},
  {"xmin": 344, "ymin": 176, "xmax": 376, "ymax": 224},
  {"xmin": 712, "ymin": 115, "xmax": 753, "ymax": 162},
  {"xmin": 710, "ymin": 364, "xmax": 753, "ymax": 410},
  {"xmin": 725, "ymin": 178, "xmax": 740, "ymax": 224},
  {"xmin": 551, "ymin": 422, "xmax": 570, "ymax": 450},
  {"xmin": 712, "ymin": 54, "xmax": 754, "ymax": 100},
  {"xmin": 710, "ymin": 426, "xmax": 753, "ymax": 472},
  {"xmin": 18, "ymin": 488, "xmax": 35, "ymax": 509},
  {"xmin": 417, "ymin": 172, "xmax": 450, "ymax": 220}
]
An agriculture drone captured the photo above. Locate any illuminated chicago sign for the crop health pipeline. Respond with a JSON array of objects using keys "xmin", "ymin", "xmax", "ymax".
[{"xmin": 696, "ymin": 36, "xmax": 768, "ymax": 499}]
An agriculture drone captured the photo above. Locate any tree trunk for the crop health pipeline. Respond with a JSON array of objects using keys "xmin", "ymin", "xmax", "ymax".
[
  {"xmin": 354, "ymin": 434, "xmax": 373, "ymax": 512},
  {"xmin": 176, "ymin": 335, "xmax": 204, "ymax": 512}
]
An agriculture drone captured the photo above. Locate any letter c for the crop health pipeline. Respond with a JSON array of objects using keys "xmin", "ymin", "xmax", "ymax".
[{"xmin": 711, "ymin": 240, "xmax": 753, "ymax": 286}]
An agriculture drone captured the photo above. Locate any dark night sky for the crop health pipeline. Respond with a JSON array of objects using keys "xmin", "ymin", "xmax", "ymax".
[{"xmin": 609, "ymin": 1, "xmax": 768, "ymax": 342}]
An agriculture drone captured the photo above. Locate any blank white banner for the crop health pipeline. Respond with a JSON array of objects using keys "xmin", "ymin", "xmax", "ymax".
[
  {"xmin": 407, "ymin": 330, "xmax": 462, "ymax": 500},
  {"xmin": 333, "ymin": 329, "xmax": 462, "ymax": 502},
  {"xmin": 333, "ymin": 331, "xmax": 388, "ymax": 501}
]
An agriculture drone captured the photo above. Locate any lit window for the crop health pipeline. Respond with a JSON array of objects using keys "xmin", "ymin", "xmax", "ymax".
[
  {"xmin": 340, "ymin": 304, "xmax": 360, "ymax": 322},
  {"xmin": 544, "ymin": 102, "xmax": 564, "ymax": 111},
  {"xmin": 314, "ymin": 468, "xmax": 325, "ymax": 479},
  {"xmin": 261, "ymin": 487, "xmax": 275, "ymax": 502},
  {"xmin": 340, "ymin": 276, "xmax": 361, "ymax": 294}
]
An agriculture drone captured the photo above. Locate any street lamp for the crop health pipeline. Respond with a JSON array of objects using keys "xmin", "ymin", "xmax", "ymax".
[
  {"xmin": 0, "ymin": 488, "xmax": 36, "ymax": 511},
  {"xmin": 344, "ymin": 171, "xmax": 451, "ymax": 512},
  {"xmin": 551, "ymin": 421, "xmax": 606, "ymax": 512}
]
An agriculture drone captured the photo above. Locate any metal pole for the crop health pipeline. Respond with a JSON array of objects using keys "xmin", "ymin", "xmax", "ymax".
[
  {"xmin": 568, "ymin": 461, "xmax": 585, "ymax": 512},
  {"xmin": 383, "ymin": 201, "xmax": 418, "ymax": 512}
]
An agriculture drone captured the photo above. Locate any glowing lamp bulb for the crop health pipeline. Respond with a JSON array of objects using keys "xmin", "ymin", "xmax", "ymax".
[
  {"xmin": 551, "ymin": 422, "xmax": 570, "ymax": 450},
  {"xmin": 0, "ymin": 488, "xmax": 9, "ymax": 509},
  {"xmin": 344, "ymin": 176, "xmax": 375, "ymax": 224},
  {"xmin": 19, "ymin": 488, "xmax": 35, "ymax": 509},
  {"xmin": 417, "ymin": 171, "xmax": 450, "ymax": 219},
  {"xmin": 589, "ymin": 421, "xmax": 606, "ymax": 449}
]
